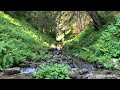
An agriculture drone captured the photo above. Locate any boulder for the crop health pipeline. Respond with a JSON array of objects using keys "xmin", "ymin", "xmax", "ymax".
[
  {"xmin": 76, "ymin": 75, "xmax": 82, "ymax": 79},
  {"xmin": 0, "ymin": 72, "xmax": 4, "ymax": 77},
  {"xmin": 96, "ymin": 62, "xmax": 103, "ymax": 68},
  {"xmin": 68, "ymin": 68, "xmax": 78, "ymax": 78},
  {"xmin": 95, "ymin": 74, "xmax": 106, "ymax": 79},
  {"xmin": 68, "ymin": 70, "xmax": 76, "ymax": 78},
  {"xmin": 86, "ymin": 73, "xmax": 94, "ymax": 79},
  {"xmin": 3, "ymin": 67, "xmax": 20, "ymax": 75},
  {"xmin": 79, "ymin": 69, "xmax": 89, "ymax": 75}
]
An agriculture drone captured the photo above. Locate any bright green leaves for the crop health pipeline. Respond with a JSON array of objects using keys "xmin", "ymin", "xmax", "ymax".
[{"xmin": 34, "ymin": 64, "xmax": 70, "ymax": 79}]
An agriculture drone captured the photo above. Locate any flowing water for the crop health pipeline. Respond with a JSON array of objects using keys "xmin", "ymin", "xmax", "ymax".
[
  {"xmin": 0, "ymin": 43, "xmax": 120, "ymax": 79},
  {"xmin": 19, "ymin": 67, "xmax": 37, "ymax": 74}
]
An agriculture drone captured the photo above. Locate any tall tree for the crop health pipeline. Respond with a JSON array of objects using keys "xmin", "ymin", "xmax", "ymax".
[{"xmin": 87, "ymin": 11, "xmax": 103, "ymax": 30}]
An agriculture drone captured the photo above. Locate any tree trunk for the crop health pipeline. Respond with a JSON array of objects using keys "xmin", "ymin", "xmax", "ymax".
[{"xmin": 87, "ymin": 11, "xmax": 102, "ymax": 30}]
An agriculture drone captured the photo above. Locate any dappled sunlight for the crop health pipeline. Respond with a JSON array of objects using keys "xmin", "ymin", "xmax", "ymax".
[
  {"xmin": 50, "ymin": 44, "xmax": 56, "ymax": 49},
  {"xmin": 0, "ymin": 11, "xmax": 22, "ymax": 27},
  {"xmin": 114, "ymin": 12, "xmax": 120, "ymax": 18},
  {"xmin": 0, "ymin": 11, "xmax": 50, "ymax": 47},
  {"xmin": 64, "ymin": 29, "xmax": 85, "ymax": 45},
  {"xmin": 19, "ymin": 27, "xmax": 50, "ymax": 47},
  {"xmin": 55, "ymin": 11, "xmax": 92, "ymax": 44},
  {"xmin": 65, "ymin": 30, "xmax": 71, "ymax": 35},
  {"xmin": 56, "ymin": 33, "xmax": 64, "ymax": 41},
  {"xmin": 64, "ymin": 34, "xmax": 80, "ymax": 45}
]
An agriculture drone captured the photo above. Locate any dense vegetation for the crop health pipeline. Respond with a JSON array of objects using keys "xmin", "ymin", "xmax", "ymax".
[
  {"xmin": 64, "ymin": 17, "xmax": 120, "ymax": 69},
  {"xmin": 35, "ymin": 64, "xmax": 69, "ymax": 79},
  {"xmin": 0, "ymin": 11, "xmax": 120, "ymax": 79},
  {"xmin": 0, "ymin": 11, "xmax": 54, "ymax": 70}
]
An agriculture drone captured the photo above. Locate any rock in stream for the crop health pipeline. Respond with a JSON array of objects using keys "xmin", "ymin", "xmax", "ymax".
[{"xmin": 3, "ymin": 67, "xmax": 20, "ymax": 75}]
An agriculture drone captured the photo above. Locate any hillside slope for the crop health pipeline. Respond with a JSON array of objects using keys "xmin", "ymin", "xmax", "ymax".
[
  {"xmin": 0, "ymin": 11, "xmax": 54, "ymax": 70},
  {"xmin": 64, "ymin": 18, "xmax": 120, "ymax": 69}
]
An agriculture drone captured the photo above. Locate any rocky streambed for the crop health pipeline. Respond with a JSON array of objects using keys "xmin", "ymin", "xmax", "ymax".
[{"xmin": 0, "ymin": 46, "xmax": 120, "ymax": 79}]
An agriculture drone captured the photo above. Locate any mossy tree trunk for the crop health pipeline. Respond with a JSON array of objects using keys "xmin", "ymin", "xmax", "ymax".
[{"xmin": 87, "ymin": 11, "xmax": 103, "ymax": 30}]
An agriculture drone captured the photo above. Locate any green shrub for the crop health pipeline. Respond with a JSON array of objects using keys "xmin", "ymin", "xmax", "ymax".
[{"xmin": 34, "ymin": 64, "xmax": 70, "ymax": 79}]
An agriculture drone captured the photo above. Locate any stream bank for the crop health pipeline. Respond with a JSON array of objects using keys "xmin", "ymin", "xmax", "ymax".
[{"xmin": 0, "ymin": 43, "xmax": 120, "ymax": 79}]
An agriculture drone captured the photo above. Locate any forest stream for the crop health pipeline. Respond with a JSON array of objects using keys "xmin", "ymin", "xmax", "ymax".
[{"xmin": 0, "ymin": 43, "xmax": 120, "ymax": 79}]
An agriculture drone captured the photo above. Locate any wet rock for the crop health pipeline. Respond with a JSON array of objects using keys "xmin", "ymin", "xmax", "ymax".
[
  {"xmin": 0, "ymin": 73, "xmax": 34, "ymax": 79},
  {"xmin": 100, "ymin": 70, "xmax": 112, "ymax": 74},
  {"xmin": 3, "ymin": 67, "xmax": 20, "ymax": 75},
  {"xmin": 79, "ymin": 69, "xmax": 89, "ymax": 75},
  {"xmin": 53, "ymin": 55, "xmax": 58, "ymax": 58},
  {"xmin": 0, "ymin": 72, "xmax": 4, "ymax": 76},
  {"xmin": 57, "ymin": 50, "xmax": 62, "ymax": 54},
  {"xmin": 71, "ymin": 68, "xmax": 78, "ymax": 73},
  {"xmin": 105, "ymin": 74, "xmax": 118, "ymax": 79},
  {"xmin": 116, "ymin": 76, "xmax": 120, "ymax": 79},
  {"xmin": 53, "ymin": 50, "xmax": 60, "ymax": 55},
  {"xmin": 96, "ymin": 62, "xmax": 103, "ymax": 68},
  {"xmin": 68, "ymin": 68, "xmax": 78, "ymax": 78},
  {"xmin": 95, "ymin": 75, "xmax": 106, "ymax": 79},
  {"xmin": 68, "ymin": 70, "xmax": 76, "ymax": 78},
  {"xmin": 92, "ymin": 65, "xmax": 97, "ymax": 70},
  {"xmin": 58, "ymin": 60, "xmax": 63, "ymax": 64},
  {"xmin": 87, "ymin": 73, "xmax": 94, "ymax": 79},
  {"xmin": 76, "ymin": 75, "xmax": 82, "ymax": 79},
  {"xmin": 69, "ymin": 64, "xmax": 75, "ymax": 68}
]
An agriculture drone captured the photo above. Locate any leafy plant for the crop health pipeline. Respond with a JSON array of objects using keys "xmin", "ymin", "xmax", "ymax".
[{"xmin": 34, "ymin": 64, "xmax": 70, "ymax": 79}]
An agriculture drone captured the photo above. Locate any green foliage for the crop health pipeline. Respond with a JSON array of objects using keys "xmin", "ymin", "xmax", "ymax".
[
  {"xmin": 0, "ymin": 11, "xmax": 54, "ymax": 69},
  {"xmin": 34, "ymin": 64, "xmax": 70, "ymax": 79},
  {"xmin": 64, "ymin": 17, "xmax": 120, "ymax": 69},
  {"xmin": 23, "ymin": 11, "xmax": 58, "ymax": 37},
  {"xmin": 97, "ymin": 11, "xmax": 119, "ymax": 24}
]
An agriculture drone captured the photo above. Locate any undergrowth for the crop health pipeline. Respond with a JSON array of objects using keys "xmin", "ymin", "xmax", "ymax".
[
  {"xmin": 0, "ymin": 11, "xmax": 54, "ymax": 70},
  {"xmin": 64, "ymin": 18, "xmax": 120, "ymax": 69},
  {"xmin": 34, "ymin": 64, "xmax": 70, "ymax": 79}
]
